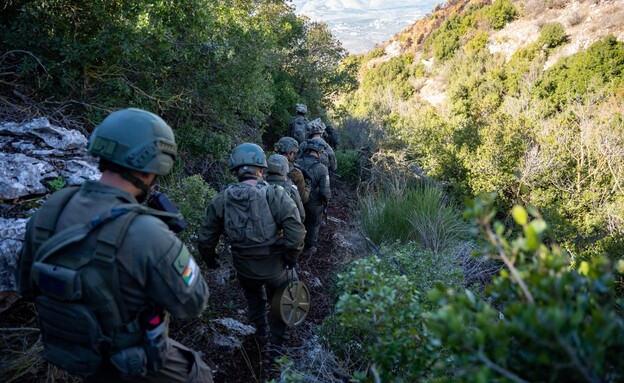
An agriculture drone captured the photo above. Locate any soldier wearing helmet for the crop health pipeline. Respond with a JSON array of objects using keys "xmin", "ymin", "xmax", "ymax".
[
  {"xmin": 266, "ymin": 154, "xmax": 305, "ymax": 221},
  {"xmin": 297, "ymin": 118, "xmax": 337, "ymax": 174},
  {"xmin": 287, "ymin": 103, "xmax": 310, "ymax": 144},
  {"xmin": 296, "ymin": 136, "xmax": 331, "ymax": 255},
  {"xmin": 198, "ymin": 143, "xmax": 305, "ymax": 357},
  {"xmin": 275, "ymin": 136, "xmax": 309, "ymax": 204},
  {"xmin": 16, "ymin": 108, "xmax": 214, "ymax": 382}
]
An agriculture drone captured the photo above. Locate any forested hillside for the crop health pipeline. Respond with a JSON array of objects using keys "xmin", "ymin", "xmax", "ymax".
[{"xmin": 1, "ymin": 0, "xmax": 624, "ymax": 382}]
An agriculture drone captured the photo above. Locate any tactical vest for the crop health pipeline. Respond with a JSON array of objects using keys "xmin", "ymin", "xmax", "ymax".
[
  {"xmin": 29, "ymin": 187, "xmax": 177, "ymax": 378},
  {"xmin": 289, "ymin": 116, "xmax": 308, "ymax": 144},
  {"xmin": 223, "ymin": 183, "xmax": 278, "ymax": 246},
  {"xmin": 297, "ymin": 159, "xmax": 322, "ymax": 192}
]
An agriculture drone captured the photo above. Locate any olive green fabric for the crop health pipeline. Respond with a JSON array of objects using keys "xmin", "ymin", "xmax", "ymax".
[
  {"xmin": 275, "ymin": 136, "xmax": 299, "ymax": 155},
  {"xmin": 197, "ymin": 179, "xmax": 305, "ymax": 280},
  {"xmin": 265, "ymin": 174, "xmax": 305, "ymax": 222},
  {"xmin": 88, "ymin": 108, "xmax": 177, "ymax": 176},
  {"xmin": 85, "ymin": 339, "xmax": 213, "ymax": 383},
  {"xmin": 288, "ymin": 115, "xmax": 309, "ymax": 144},
  {"xmin": 296, "ymin": 137, "xmax": 337, "ymax": 173},
  {"xmin": 228, "ymin": 143, "xmax": 268, "ymax": 171},
  {"xmin": 222, "ymin": 183, "xmax": 278, "ymax": 244},
  {"xmin": 17, "ymin": 181, "xmax": 211, "ymax": 382},
  {"xmin": 295, "ymin": 155, "xmax": 331, "ymax": 248}
]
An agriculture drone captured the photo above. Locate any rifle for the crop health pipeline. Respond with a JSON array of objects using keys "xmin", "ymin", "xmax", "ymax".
[{"xmin": 146, "ymin": 191, "xmax": 187, "ymax": 233}]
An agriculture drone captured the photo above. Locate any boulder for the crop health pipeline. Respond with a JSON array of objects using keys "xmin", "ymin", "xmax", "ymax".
[{"xmin": 0, "ymin": 118, "xmax": 99, "ymax": 312}]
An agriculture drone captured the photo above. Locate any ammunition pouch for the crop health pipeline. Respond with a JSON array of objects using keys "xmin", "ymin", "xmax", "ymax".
[
  {"xmin": 110, "ymin": 346, "xmax": 147, "ymax": 379},
  {"xmin": 36, "ymin": 295, "xmax": 108, "ymax": 378}
]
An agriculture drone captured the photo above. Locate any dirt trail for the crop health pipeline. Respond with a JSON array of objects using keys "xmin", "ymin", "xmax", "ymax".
[{"xmin": 177, "ymin": 178, "xmax": 361, "ymax": 382}]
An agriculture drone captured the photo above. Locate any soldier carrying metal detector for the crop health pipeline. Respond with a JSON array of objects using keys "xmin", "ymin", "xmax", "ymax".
[{"xmin": 197, "ymin": 143, "xmax": 310, "ymax": 360}]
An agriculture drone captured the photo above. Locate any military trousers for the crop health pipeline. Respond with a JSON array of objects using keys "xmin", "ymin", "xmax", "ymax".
[
  {"xmin": 303, "ymin": 204, "xmax": 324, "ymax": 248},
  {"xmin": 85, "ymin": 339, "xmax": 213, "ymax": 383},
  {"xmin": 237, "ymin": 269, "xmax": 298, "ymax": 345}
]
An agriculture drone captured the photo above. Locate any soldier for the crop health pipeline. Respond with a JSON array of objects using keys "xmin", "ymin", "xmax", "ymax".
[
  {"xmin": 323, "ymin": 123, "xmax": 339, "ymax": 150},
  {"xmin": 298, "ymin": 118, "xmax": 337, "ymax": 175},
  {"xmin": 16, "ymin": 108, "xmax": 214, "ymax": 382},
  {"xmin": 296, "ymin": 137, "xmax": 331, "ymax": 255},
  {"xmin": 266, "ymin": 154, "xmax": 306, "ymax": 222},
  {"xmin": 274, "ymin": 136, "xmax": 309, "ymax": 204},
  {"xmin": 197, "ymin": 143, "xmax": 305, "ymax": 355},
  {"xmin": 287, "ymin": 103, "xmax": 310, "ymax": 144}
]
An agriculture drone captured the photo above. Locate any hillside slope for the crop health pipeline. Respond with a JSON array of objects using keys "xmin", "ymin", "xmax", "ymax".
[{"xmin": 376, "ymin": 0, "xmax": 624, "ymax": 106}]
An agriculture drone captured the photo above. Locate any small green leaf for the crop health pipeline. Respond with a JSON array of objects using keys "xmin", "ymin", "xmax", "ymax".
[
  {"xmin": 524, "ymin": 225, "xmax": 539, "ymax": 251},
  {"xmin": 529, "ymin": 219, "xmax": 547, "ymax": 235},
  {"xmin": 511, "ymin": 205, "xmax": 528, "ymax": 225},
  {"xmin": 578, "ymin": 261, "xmax": 590, "ymax": 276}
]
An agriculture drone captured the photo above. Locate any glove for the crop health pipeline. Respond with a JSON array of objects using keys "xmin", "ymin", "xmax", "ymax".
[
  {"xmin": 205, "ymin": 257, "xmax": 220, "ymax": 270},
  {"xmin": 284, "ymin": 260, "xmax": 297, "ymax": 270}
]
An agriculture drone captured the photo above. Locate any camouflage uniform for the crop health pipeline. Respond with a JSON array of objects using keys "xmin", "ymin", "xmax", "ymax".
[
  {"xmin": 287, "ymin": 104, "xmax": 309, "ymax": 144},
  {"xmin": 275, "ymin": 136, "xmax": 309, "ymax": 204},
  {"xmin": 296, "ymin": 148, "xmax": 331, "ymax": 251},
  {"xmin": 198, "ymin": 144, "xmax": 305, "ymax": 346},
  {"xmin": 266, "ymin": 154, "xmax": 306, "ymax": 221},
  {"xmin": 297, "ymin": 137, "xmax": 337, "ymax": 174},
  {"xmin": 16, "ymin": 107, "xmax": 212, "ymax": 382}
]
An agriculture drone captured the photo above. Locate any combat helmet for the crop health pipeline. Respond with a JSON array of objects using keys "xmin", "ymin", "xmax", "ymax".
[
  {"xmin": 307, "ymin": 118, "xmax": 326, "ymax": 136},
  {"xmin": 229, "ymin": 143, "xmax": 268, "ymax": 171},
  {"xmin": 88, "ymin": 108, "xmax": 177, "ymax": 175},
  {"xmin": 267, "ymin": 154, "xmax": 289, "ymax": 177},
  {"xmin": 275, "ymin": 136, "xmax": 299, "ymax": 154},
  {"xmin": 306, "ymin": 137, "xmax": 326, "ymax": 153},
  {"xmin": 295, "ymin": 103, "xmax": 308, "ymax": 114}
]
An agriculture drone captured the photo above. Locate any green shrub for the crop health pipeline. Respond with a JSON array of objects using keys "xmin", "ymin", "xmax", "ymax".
[
  {"xmin": 334, "ymin": 149, "xmax": 359, "ymax": 185},
  {"xmin": 426, "ymin": 197, "xmax": 624, "ymax": 382},
  {"xmin": 162, "ymin": 174, "xmax": 217, "ymax": 248},
  {"xmin": 538, "ymin": 22, "xmax": 567, "ymax": 48},
  {"xmin": 323, "ymin": 256, "xmax": 438, "ymax": 382},
  {"xmin": 482, "ymin": 0, "xmax": 518, "ymax": 30},
  {"xmin": 535, "ymin": 36, "xmax": 624, "ymax": 111}
]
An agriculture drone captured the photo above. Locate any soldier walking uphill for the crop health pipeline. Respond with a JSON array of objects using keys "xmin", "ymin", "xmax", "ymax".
[
  {"xmin": 287, "ymin": 103, "xmax": 310, "ymax": 144},
  {"xmin": 266, "ymin": 154, "xmax": 306, "ymax": 221},
  {"xmin": 16, "ymin": 108, "xmax": 214, "ymax": 382},
  {"xmin": 274, "ymin": 136, "xmax": 309, "ymax": 204},
  {"xmin": 296, "ymin": 137, "xmax": 331, "ymax": 255},
  {"xmin": 197, "ymin": 143, "xmax": 306, "ymax": 355},
  {"xmin": 297, "ymin": 118, "xmax": 337, "ymax": 175}
]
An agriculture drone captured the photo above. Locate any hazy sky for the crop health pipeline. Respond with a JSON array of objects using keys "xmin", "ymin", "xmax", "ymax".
[{"xmin": 290, "ymin": 0, "xmax": 441, "ymax": 53}]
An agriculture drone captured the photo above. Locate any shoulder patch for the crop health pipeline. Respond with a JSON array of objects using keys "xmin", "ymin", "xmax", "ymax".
[{"xmin": 172, "ymin": 246, "xmax": 198, "ymax": 287}]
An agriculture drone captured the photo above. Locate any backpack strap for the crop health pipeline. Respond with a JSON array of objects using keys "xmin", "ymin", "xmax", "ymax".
[{"xmin": 32, "ymin": 186, "xmax": 81, "ymax": 253}]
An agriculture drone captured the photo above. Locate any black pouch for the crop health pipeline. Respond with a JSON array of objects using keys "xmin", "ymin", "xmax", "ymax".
[
  {"xmin": 31, "ymin": 262, "xmax": 82, "ymax": 301},
  {"xmin": 35, "ymin": 295, "xmax": 107, "ymax": 377}
]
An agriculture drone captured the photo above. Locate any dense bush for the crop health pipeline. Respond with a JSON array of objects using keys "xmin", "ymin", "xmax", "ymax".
[
  {"xmin": 538, "ymin": 22, "xmax": 567, "ymax": 49},
  {"xmin": 0, "ymin": 0, "xmax": 351, "ymax": 163},
  {"xmin": 481, "ymin": 0, "xmax": 518, "ymax": 30},
  {"xmin": 334, "ymin": 149, "xmax": 359, "ymax": 185},
  {"xmin": 536, "ymin": 36, "xmax": 624, "ymax": 112},
  {"xmin": 161, "ymin": 174, "xmax": 217, "ymax": 249},
  {"xmin": 322, "ymin": 256, "xmax": 439, "ymax": 382},
  {"xmin": 426, "ymin": 197, "xmax": 624, "ymax": 382}
]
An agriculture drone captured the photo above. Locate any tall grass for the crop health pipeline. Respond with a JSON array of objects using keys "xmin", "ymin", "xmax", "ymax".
[{"xmin": 360, "ymin": 183, "xmax": 468, "ymax": 253}]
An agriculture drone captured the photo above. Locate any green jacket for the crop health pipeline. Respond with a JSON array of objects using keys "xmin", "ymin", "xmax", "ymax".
[
  {"xmin": 197, "ymin": 179, "xmax": 306, "ymax": 279},
  {"xmin": 265, "ymin": 174, "xmax": 306, "ymax": 222},
  {"xmin": 296, "ymin": 154, "xmax": 331, "ymax": 207},
  {"xmin": 297, "ymin": 137, "xmax": 337, "ymax": 172},
  {"xmin": 17, "ymin": 181, "xmax": 209, "ymax": 324}
]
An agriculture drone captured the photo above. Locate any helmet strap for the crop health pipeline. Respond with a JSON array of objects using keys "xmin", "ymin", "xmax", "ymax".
[{"xmin": 120, "ymin": 170, "xmax": 152, "ymax": 202}]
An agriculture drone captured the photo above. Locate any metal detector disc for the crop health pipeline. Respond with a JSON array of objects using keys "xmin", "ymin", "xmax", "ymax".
[{"xmin": 271, "ymin": 280, "xmax": 310, "ymax": 327}]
